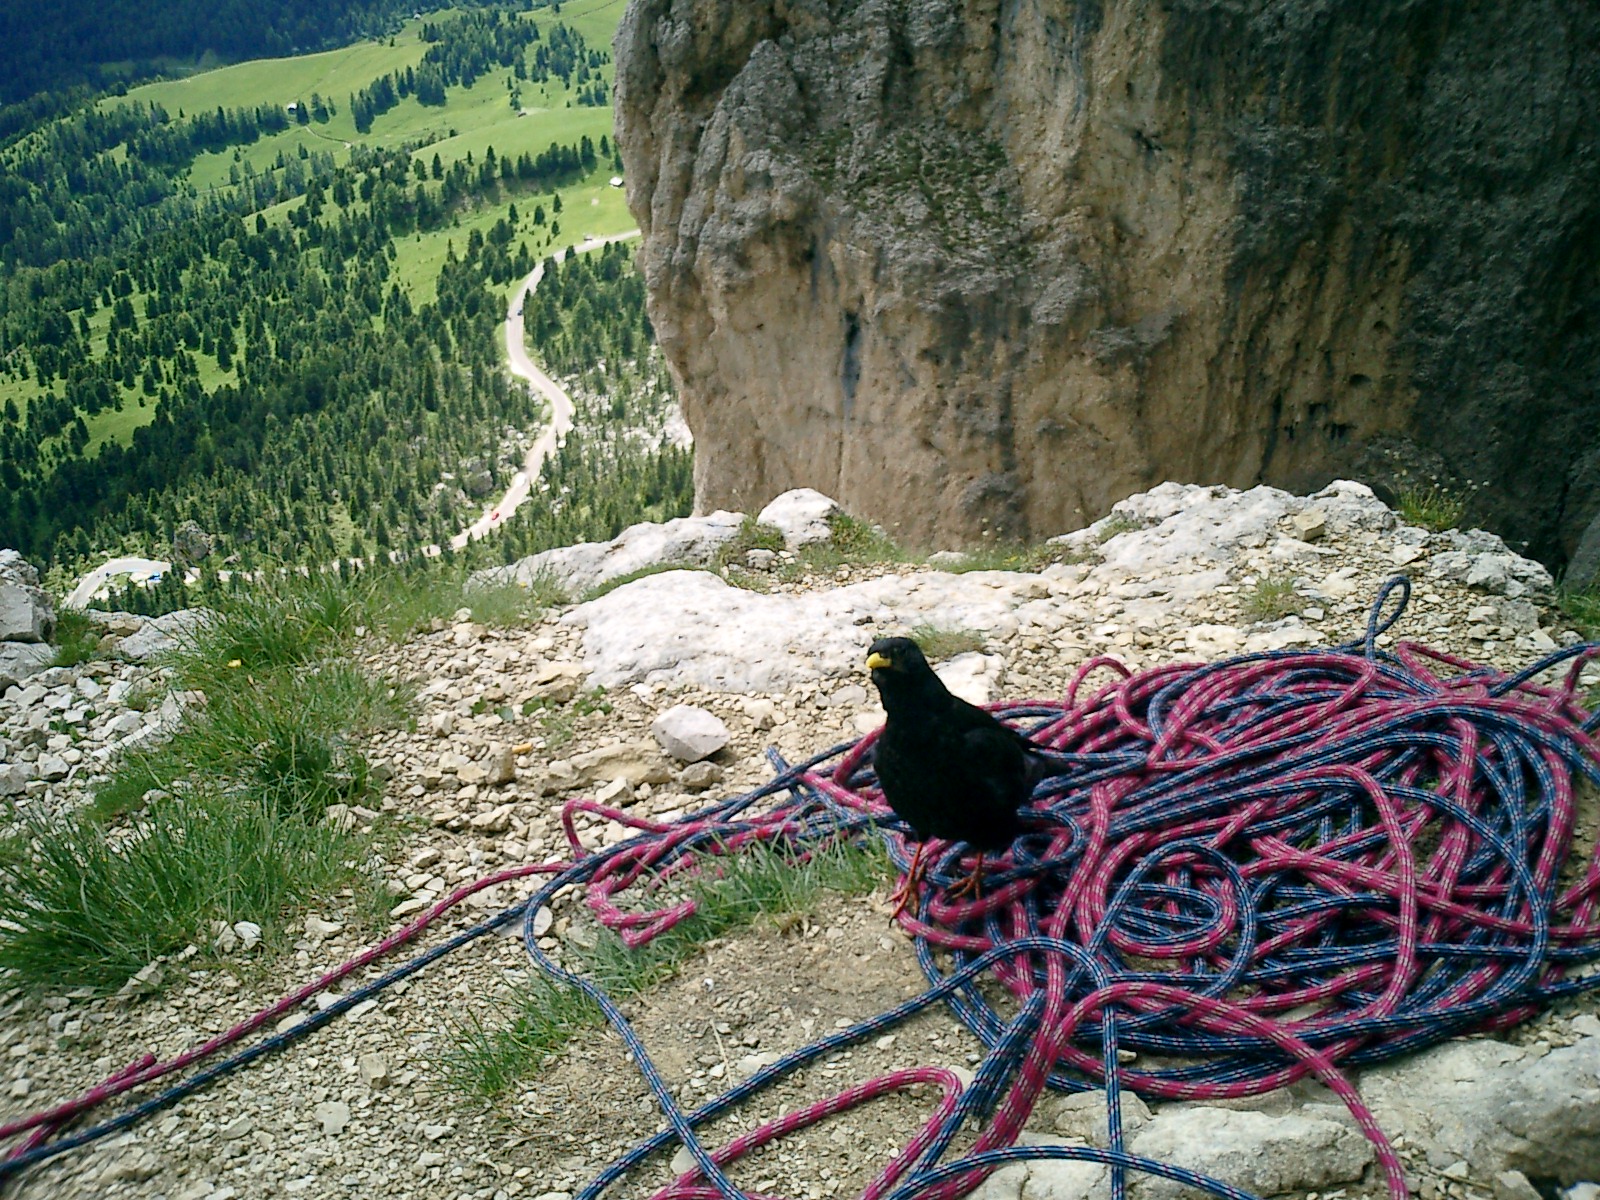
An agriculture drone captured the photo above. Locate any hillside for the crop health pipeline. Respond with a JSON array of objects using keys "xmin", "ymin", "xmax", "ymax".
[
  {"xmin": 2, "ymin": 481, "xmax": 1599, "ymax": 1197},
  {"xmin": 3, "ymin": 0, "xmax": 454, "ymax": 104},
  {"xmin": 0, "ymin": 0, "xmax": 689, "ymax": 589}
]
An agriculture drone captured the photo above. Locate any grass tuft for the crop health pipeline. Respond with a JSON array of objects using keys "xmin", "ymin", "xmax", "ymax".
[
  {"xmin": 1095, "ymin": 512, "xmax": 1141, "ymax": 544},
  {"xmin": 364, "ymin": 569, "xmax": 567, "ymax": 641},
  {"xmin": 48, "ymin": 607, "xmax": 102, "ymax": 668},
  {"xmin": 791, "ymin": 513, "xmax": 906, "ymax": 574},
  {"xmin": 1559, "ymin": 586, "xmax": 1600, "ymax": 641},
  {"xmin": 0, "ymin": 790, "xmax": 374, "ymax": 992},
  {"xmin": 934, "ymin": 540, "xmax": 1089, "ymax": 574},
  {"xmin": 1397, "ymin": 483, "xmax": 1467, "ymax": 533},
  {"xmin": 911, "ymin": 624, "xmax": 987, "ymax": 659},
  {"xmin": 1242, "ymin": 574, "xmax": 1305, "ymax": 623},
  {"xmin": 579, "ymin": 562, "xmax": 706, "ymax": 603},
  {"xmin": 92, "ymin": 660, "xmax": 408, "ymax": 822},
  {"xmin": 521, "ymin": 689, "xmax": 613, "ymax": 750},
  {"xmin": 713, "ymin": 517, "xmax": 786, "ymax": 572},
  {"xmin": 447, "ymin": 835, "xmax": 888, "ymax": 1098}
]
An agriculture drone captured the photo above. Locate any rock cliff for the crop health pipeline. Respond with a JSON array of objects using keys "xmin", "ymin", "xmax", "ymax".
[{"xmin": 614, "ymin": 0, "xmax": 1600, "ymax": 567}]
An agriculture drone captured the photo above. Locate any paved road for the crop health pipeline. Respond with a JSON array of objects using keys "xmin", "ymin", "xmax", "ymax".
[
  {"xmin": 64, "ymin": 557, "xmax": 176, "ymax": 610},
  {"xmin": 439, "ymin": 229, "xmax": 642, "ymax": 553}
]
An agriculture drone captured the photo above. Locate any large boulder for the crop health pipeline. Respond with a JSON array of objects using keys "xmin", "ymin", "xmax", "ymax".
[
  {"xmin": 0, "ymin": 550, "xmax": 55, "ymax": 643},
  {"xmin": 756, "ymin": 489, "xmax": 840, "ymax": 548},
  {"xmin": 0, "ymin": 642, "xmax": 54, "ymax": 691},
  {"xmin": 117, "ymin": 608, "xmax": 213, "ymax": 662},
  {"xmin": 478, "ymin": 511, "xmax": 746, "ymax": 596}
]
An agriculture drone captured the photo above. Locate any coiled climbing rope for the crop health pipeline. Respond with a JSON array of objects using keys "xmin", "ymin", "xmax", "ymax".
[{"xmin": 6, "ymin": 578, "xmax": 1600, "ymax": 1200}]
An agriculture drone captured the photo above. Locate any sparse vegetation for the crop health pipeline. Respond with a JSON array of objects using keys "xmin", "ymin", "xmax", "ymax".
[
  {"xmin": 713, "ymin": 517, "xmax": 786, "ymax": 572},
  {"xmin": 788, "ymin": 513, "xmax": 906, "ymax": 574},
  {"xmin": 0, "ymin": 571, "xmax": 436, "ymax": 992},
  {"xmin": 1095, "ymin": 513, "xmax": 1141, "ymax": 544},
  {"xmin": 1398, "ymin": 483, "xmax": 1468, "ymax": 533},
  {"xmin": 578, "ymin": 562, "xmax": 706, "ymax": 604},
  {"xmin": 447, "ymin": 834, "xmax": 888, "ymax": 1098},
  {"xmin": 1242, "ymin": 574, "xmax": 1306, "ymax": 623},
  {"xmin": 1558, "ymin": 586, "xmax": 1600, "ymax": 641},
  {"xmin": 364, "ymin": 569, "xmax": 568, "ymax": 641},
  {"xmin": 936, "ymin": 539, "xmax": 1088, "ymax": 574},
  {"xmin": 522, "ymin": 688, "xmax": 612, "ymax": 749},
  {"xmin": 47, "ymin": 606, "xmax": 101, "ymax": 667},
  {"xmin": 911, "ymin": 624, "xmax": 987, "ymax": 659}
]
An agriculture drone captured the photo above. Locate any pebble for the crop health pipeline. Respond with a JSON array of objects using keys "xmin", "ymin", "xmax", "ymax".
[
  {"xmin": 314, "ymin": 1100, "xmax": 351, "ymax": 1135},
  {"xmin": 358, "ymin": 1052, "xmax": 390, "ymax": 1087}
]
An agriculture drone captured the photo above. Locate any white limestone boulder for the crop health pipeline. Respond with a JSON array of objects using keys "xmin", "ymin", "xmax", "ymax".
[
  {"xmin": 650, "ymin": 704, "xmax": 731, "ymax": 762},
  {"xmin": 479, "ymin": 511, "xmax": 746, "ymax": 596},
  {"xmin": 564, "ymin": 568, "xmax": 1082, "ymax": 693},
  {"xmin": 0, "ymin": 642, "xmax": 54, "ymax": 690},
  {"xmin": 118, "ymin": 608, "xmax": 213, "ymax": 662},
  {"xmin": 756, "ymin": 489, "xmax": 840, "ymax": 547}
]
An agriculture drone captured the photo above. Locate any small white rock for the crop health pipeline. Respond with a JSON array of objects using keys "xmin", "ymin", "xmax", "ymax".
[{"xmin": 651, "ymin": 705, "xmax": 731, "ymax": 762}]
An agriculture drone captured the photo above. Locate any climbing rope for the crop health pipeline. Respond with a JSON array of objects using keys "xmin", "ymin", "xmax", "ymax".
[{"xmin": 6, "ymin": 578, "xmax": 1600, "ymax": 1200}]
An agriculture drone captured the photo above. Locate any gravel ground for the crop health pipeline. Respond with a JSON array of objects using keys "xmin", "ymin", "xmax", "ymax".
[{"xmin": 3, "ymin": 513, "xmax": 1597, "ymax": 1200}]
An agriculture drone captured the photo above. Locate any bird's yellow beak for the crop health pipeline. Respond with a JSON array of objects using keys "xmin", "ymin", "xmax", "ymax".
[{"xmin": 866, "ymin": 651, "xmax": 892, "ymax": 670}]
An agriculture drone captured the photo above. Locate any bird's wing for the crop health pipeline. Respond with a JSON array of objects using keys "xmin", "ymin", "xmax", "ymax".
[{"xmin": 959, "ymin": 724, "xmax": 1029, "ymax": 808}]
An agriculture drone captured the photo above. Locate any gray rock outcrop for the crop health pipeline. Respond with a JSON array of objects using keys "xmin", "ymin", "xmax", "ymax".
[
  {"xmin": 0, "ymin": 550, "xmax": 56, "ymax": 644},
  {"xmin": 615, "ymin": 0, "xmax": 1600, "ymax": 566},
  {"xmin": 478, "ymin": 511, "xmax": 747, "ymax": 595}
]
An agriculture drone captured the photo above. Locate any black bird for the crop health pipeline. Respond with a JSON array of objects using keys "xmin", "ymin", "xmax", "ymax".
[{"xmin": 865, "ymin": 636, "xmax": 1052, "ymax": 918}]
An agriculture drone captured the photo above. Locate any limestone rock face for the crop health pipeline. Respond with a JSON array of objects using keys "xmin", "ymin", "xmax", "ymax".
[{"xmin": 615, "ymin": 0, "xmax": 1600, "ymax": 565}]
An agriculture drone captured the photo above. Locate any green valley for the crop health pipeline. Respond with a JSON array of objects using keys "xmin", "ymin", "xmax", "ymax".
[{"xmin": 0, "ymin": 0, "xmax": 690, "ymax": 600}]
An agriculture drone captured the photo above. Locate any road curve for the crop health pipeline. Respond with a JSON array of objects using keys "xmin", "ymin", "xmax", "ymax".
[
  {"xmin": 67, "ymin": 232, "xmax": 644, "ymax": 603},
  {"xmin": 445, "ymin": 229, "xmax": 642, "ymax": 552}
]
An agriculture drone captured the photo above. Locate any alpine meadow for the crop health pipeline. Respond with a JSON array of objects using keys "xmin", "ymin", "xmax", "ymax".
[{"xmin": 0, "ymin": 0, "xmax": 691, "ymax": 610}]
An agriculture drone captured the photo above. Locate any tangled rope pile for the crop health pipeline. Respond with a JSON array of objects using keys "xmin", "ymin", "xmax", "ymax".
[{"xmin": 6, "ymin": 580, "xmax": 1600, "ymax": 1200}]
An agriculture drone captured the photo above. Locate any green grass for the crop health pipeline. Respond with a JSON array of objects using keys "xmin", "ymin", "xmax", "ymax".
[
  {"xmin": 0, "ymin": 789, "xmax": 378, "ymax": 992},
  {"xmin": 87, "ymin": 568, "xmax": 423, "ymax": 822},
  {"xmin": 1397, "ymin": 483, "xmax": 1468, "ymax": 533},
  {"xmin": 1242, "ymin": 574, "xmax": 1305, "ymax": 623},
  {"xmin": 1559, "ymin": 586, "xmax": 1600, "ymax": 641},
  {"xmin": 1095, "ymin": 512, "xmax": 1141, "ymax": 543},
  {"xmin": 711, "ymin": 516, "xmax": 787, "ymax": 591},
  {"xmin": 785, "ymin": 513, "xmax": 908, "ymax": 576},
  {"xmin": 911, "ymin": 624, "xmax": 987, "ymax": 659},
  {"xmin": 92, "ymin": 659, "xmax": 408, "ymax": 822},
  {"xmin": 49, "ymin": 607, "xmax": 102, "ymax": 668},
  {"xmin": 0, "ymin": 569, "xmax": 461, "ymax": 991},
  {"xmin": 362, "ymin": 568, "xmax": 567, "ymax": 640},
  {"xmin": 522, "ymin": 688, "xmax": 612, "ymax": 750},
  {"xmin": 104, "ymin": 26, "xmax": 433, "ymax": 125},
  {"xmin": 933, "ymin": 540, "xmax": 1089, "ymax": 574},
  {"xmin": 391, "ymin": 175, "xmax": 635, "ymax": 306},
  {"xmin": 447, "ymin": 834, "xmax": 888, "ymax": 1098},
  {"xmin": 578, "ymin": 562, "xmax": 707, "ymax": 603}
]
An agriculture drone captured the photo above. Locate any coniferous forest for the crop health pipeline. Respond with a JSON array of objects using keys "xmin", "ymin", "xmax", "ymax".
[
  {"xmin": 2, "ymin": 0, "xmax": 504, "ymax": 105},
  {"xmin": 0, "ymin": 1, "xmax": 688, "ymax": 599}
]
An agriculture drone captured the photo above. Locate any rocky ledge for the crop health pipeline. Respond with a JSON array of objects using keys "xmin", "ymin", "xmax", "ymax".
[{"xmin": 3, "ymin": 480, "xmax": 1598, "ymax": 1200}]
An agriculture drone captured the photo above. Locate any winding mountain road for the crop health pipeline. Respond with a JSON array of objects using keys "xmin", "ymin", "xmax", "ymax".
[
  {"xmin": 67, "ymin": 231, "xmax": 644, "ymax": 604},
  {"xmin": 439, "ymin": 229, "xmax": 642, "ymax": 553}
]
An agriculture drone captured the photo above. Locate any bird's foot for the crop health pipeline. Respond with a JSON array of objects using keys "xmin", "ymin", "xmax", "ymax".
[
  {"xmin": 886, "ymin": 884, "xmax": 914, "ymax": 923},
  {"xmin": 945, "ymin": 861, "xmax": 985, "ymax": 903},
  {"xmin": 887, "ymin": 844, "xmax": 926, "ymax": 923}
]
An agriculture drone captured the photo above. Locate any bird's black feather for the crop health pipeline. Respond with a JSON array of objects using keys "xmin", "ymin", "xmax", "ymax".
[{"xmin": 866, "ymin": 636, "xmax": 1045, "ymax": 853}]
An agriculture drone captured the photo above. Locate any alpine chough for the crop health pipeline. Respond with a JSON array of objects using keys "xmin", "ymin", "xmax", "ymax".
[{"xmin": 865, "ymin": 636, "xmax": 1051, "ymax": 917}]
